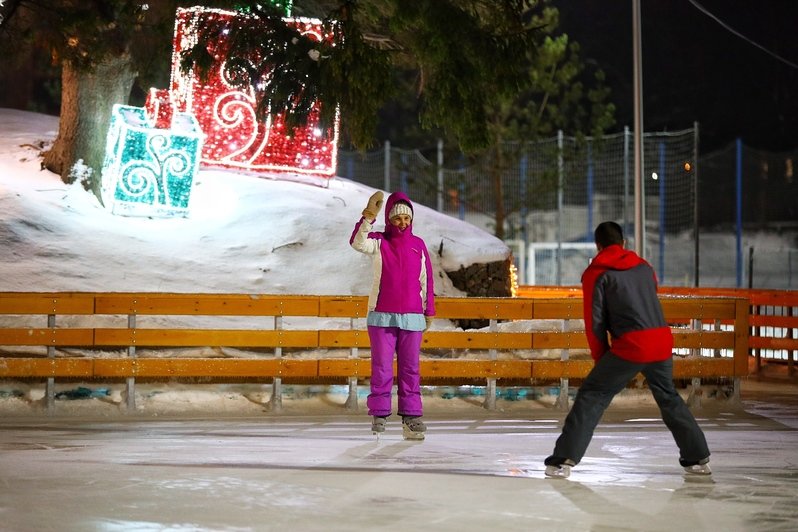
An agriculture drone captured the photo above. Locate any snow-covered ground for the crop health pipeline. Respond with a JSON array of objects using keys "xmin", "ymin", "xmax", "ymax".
[{"xmin": 0, "ymin": 108, "xmax": 510, "ymax": 296}]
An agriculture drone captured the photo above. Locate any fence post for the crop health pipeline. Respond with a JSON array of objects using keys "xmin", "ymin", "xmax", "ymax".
[
  {"xmin": 46, "ymin": 312, "xmax": 55, "ymax": 414},
  {"xmin": 624, "ymin": 125, "xmax": 631, "ymax": 238},
  {"xmin": 736, "ymin": 138, "xmax": 743, "ymax": 287},
  {"xmin": 686, "ymin": 319, "xmax": 702, "ymax": 408},
  {"xmin": 345, "ymin": 316, "xmax": 359, "ymax": 411},
  {"xmin": 789, "ymin": 305, "xmax": 795, "ymax": 377},
  {"xmin": 586, "ymin": 141, "xmax": 594, "ymax": 238},
  {"xmin": 555, "ymin": 318, "xmax": 571, "ymax": 410},
  {"xmin": 520, "ymin": 154, "xmax": 529, "ymax": 276},
  {"xmin": 556, "ymin": 130, "xmax": 564, "ymax": 285},
  {"xmin": 693, "ymin": 121, "xmax": 700, "ymax": 287},
  {"xmin": 125, "ymin": 313, "xmax": 137, "ymax": 413},
  {"xmin": 484, "ymin": 316, "xmax": 498, "ymax": 410},
  {"xmin": 754, "ymin": 303, "xmax": 761, "ymax": 374},
  {"xmin": 659, "ymin": 141, "xmax": 666, "ymax": 283},
  {"xmin": 271, "ymin": 315, "xmax": 283, "ymax": 412}
]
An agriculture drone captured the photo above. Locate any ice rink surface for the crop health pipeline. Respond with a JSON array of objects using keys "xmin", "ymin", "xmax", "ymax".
[{"xmin": 1, "ymin": 380, "xmax": 797, "ymax": 532}]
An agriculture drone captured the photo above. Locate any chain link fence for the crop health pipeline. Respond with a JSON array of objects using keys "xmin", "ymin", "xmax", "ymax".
[{"xmin": 338, "ymin": 127, "xmax": 797, "ymax": 289}]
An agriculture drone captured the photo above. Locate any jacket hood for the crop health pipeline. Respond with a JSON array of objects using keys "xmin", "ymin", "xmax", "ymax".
[
  {"xmin": 590, "ymin": 244, "xmax": 645, "ymax": 271},
  {"xmin": 383, "ymin": 192, "xmax": 415, "ymax": 236}
]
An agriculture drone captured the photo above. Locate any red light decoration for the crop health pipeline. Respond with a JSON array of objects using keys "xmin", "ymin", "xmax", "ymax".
[
  {"xmin": 145, "ymin": 88, "xmax": 176, "ymax": 130},
  {"xmin": 170, "ymin": 7, "xmax": 339, "ymax": 179}
]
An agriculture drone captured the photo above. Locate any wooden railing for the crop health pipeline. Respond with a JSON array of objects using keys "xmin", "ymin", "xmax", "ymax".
[
  {"xmin": 0, "ymin": 292, "xmax": 750, "ymax": 411},
  {"xmin": 520, "ymin": 286, "xmax": 798, "ymax": 375}
]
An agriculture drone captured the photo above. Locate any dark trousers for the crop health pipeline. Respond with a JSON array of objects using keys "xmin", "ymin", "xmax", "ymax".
[{"xmin": 547, "ymin": 352, "xmax": 710, "ymax": 466}]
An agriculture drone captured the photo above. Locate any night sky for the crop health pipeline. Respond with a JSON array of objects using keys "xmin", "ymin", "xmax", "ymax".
[{"xmin": 556, "ymin": 0, "xmax": 798, "ymax": 152}]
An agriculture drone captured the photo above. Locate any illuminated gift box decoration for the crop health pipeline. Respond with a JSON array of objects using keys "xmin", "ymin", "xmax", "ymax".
[
  {"xmin": 101, "ymin": 104, "xmax": 204, "ymax": 218},
  {"xmin": 145, "ymin": 88, "xmax": 176, "ymax": 130},
  {"xmin": 170, "ymin": 7, "xmax": 340, "ymax": 178}
]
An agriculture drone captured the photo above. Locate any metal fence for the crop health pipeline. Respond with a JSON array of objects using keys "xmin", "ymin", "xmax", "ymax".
[{"xmin": 338, "ymin": 127, "xmax": 797, "ymax": 289}]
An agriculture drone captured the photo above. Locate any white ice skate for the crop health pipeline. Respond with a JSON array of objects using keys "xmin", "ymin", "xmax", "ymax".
[
  {"xmin": 372, "ymin": 416, "xmax": 386, "ymax": 438},
  {"xmin": 402, "ymin": 416, "xmax": 426, "ymax": 441},
  {"xmin": 371, "ymin": 416, "xmax": 387, "ymax": 440},
  {"xmin": 544, "ymin": 459, "xmax": 575, "ymax": 479},
  {"xmin": 683, "ymin": 463, "xmax": 712, "ymax": 475}
]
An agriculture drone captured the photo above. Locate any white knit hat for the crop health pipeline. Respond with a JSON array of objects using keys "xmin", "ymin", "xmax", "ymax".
[{"xmin": 389, "ymin": 202, "xmax": 413, "ymax": 220}]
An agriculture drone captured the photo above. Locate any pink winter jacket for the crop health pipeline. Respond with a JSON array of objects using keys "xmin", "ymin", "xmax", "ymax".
[{"xmin": 349, "ymin": 191, "xmax": 435, "ymax": 317}]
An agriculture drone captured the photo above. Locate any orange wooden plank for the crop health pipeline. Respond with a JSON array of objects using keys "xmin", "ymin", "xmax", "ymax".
[
  {"xmin": 660, "ymin": 298, "xmax": 739, "ymax": 320},
  {"xmin": 318, "ymin": 296, "xmax": 369, "ymax": 318},
  {"xmin": 320, "ymin": 330, "xmax": 536, "ymax": 350},
  {"xmin": 423, "ymin": 331, "xmax": 533, "ymax": 349},
  {"xmin": 0, "ymin": 293, "xmax": 95, "ymax": 314},
  {"xmin": 531, "ymin": 360, "xmax": 594, "ymax": 379},
  {"xmin": 93, "ymin": 358, "xmax": 318, "ymax": 378},
  {"xmin": 420, "ymin": 360, "xmax": 532, "ymax": 379},
  {"xmin": 93, "ymin": 329, "xmax": 318, "ymax": 348},
  {"xmin": 318, "ymin": 358, "xmax": 370, "ymax": 377},
  {"xmin": 435, "ymin": 298, "xmax": 534, "ymax": 320},
  {"xmin": 658, "ymin": 286, "xmax": 798, "ymax": 307},
  {"xmin": 0, "ymin": 358, "xmax": 94, "ymax": 377},
  {"xmin": 94, "ymin": 294, "xmax": 320, "ymax": 316},
  {"xmin": 531, "ymin": 299, "xmax": 583, "ymax": 319},
  {"xmin": 750, "ymin": 337, "xmax": 798, "ymax": 351},
  {"xmin": 0, "ymin": 328, "xmax": 95, "ymax": 346},
  {"xmin": 318, "ymin": 330, "xmax": 371, "ymax": 348},
  {"xmin": 749, "ymin": 315, "xmax": 798, "ymax": 328},
  {"xmin": 672, "ymin": 331, "xmax": 736, "ymax": 349},
  {"xmin": 515, "ymin": 287, "xmax": 581, "ymax": 299},
  {"xmin": 672, "ymin": 358, "xmax": 735, "ymax": 378},
  {"xmin": 531, "ymin": 331, "xmax": 589, "ymax": 349}
]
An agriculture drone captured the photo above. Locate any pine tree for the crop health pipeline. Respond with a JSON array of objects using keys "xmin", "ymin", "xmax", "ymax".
[
  {"xmin": 180, "ymin": 1, "xmax": 543, "ymax": 152},
  {"xmin": 1, "ymin": 0, "xmax": 609, "ymax": 211},
  {"xmin": 0, "ymin": 1, "xmax": 188, "ymax": 195},
  {"xmin": 480, "ymin": 5, "xmax": 616, "ymax": 239}
]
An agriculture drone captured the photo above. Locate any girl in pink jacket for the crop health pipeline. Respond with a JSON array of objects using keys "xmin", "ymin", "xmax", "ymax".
[{"xmin": 350, "ymin": 190, "xmax": 435, "ymax": 440}]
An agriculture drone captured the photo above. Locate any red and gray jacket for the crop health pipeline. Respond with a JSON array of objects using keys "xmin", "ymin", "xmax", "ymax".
[
  {"xmin": 581, "ymin": 244, "xmax": 673, "ymax": 362},
  {"xmin": 349, "ymin": 191, "xmax": 435, "ymax": 317}
]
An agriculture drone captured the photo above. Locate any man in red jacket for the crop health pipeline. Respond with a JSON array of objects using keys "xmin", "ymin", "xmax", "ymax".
[{"xmin": 544, "ymin": 221, "xmax": 711, "ymax": 478}]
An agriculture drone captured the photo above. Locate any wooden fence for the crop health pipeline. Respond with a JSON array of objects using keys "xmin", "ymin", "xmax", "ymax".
[
  {"xmin": 519, "ymin": 286, "xmax": 798, "ymax": 375},
  {"xmin": 0, "ymin": 292, "xmax": 749, "ymax": 412}
]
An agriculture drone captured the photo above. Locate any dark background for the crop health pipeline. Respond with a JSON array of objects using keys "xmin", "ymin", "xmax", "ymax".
[
  {"xmin": 555, "ymin": 0, "xmax": 798, "ymax": 153},
  {"xmin": 2, "ymin": 1, "xmax": 797, "ymax": 153}
]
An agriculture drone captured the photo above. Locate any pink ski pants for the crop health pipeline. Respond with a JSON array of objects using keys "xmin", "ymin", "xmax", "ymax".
[{"xmin": 366, "ymin": 326, "xmax": 423, "ymax": 417}]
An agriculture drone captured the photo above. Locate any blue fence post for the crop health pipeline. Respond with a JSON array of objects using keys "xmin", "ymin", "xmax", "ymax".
[
  {"xmin": 736, "ymin": 138, "xmax": 743, "ymax": 288},
  {"xmin": 520, "ymin": 155, "xmax": 528, "ymax": 242},
  {"xmin": 658, "ymin": 141, "xmax": 666, "ymax": 283},
  {"xmin": 623, "ymin": 126, "xmax": 632, "ymax": 240},
  {"xmin": 587, "ymin": 141, "xmax": 594, "ymax": 241}
]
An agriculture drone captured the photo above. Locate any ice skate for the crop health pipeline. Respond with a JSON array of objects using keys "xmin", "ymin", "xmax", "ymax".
[
  {"xmin": 683, "ymin": 460, "xmax": 712, "ymax": 475},
  {"xmin": 544, "ymin": 459, "xmax": 575, "ymax": 479},
  {"xmin": 371, "ymin": 416, "xmax": 387, "ymax": 438},
  {"xmin": 402, "ymin": 416, "xmax": 426, "ymax": 441}
]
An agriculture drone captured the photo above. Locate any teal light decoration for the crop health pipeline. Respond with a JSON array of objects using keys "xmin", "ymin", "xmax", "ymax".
[
  {"xmin": 277, "ymin": 0, "xmax": 293, "ymax": 16},
  {"xmin": 236, "ymin": 1, "xmax": 292, "ymax": 16},
  {"xmin": 101, "ymin": 104, "xmax": 204, "ymax": 218}
]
